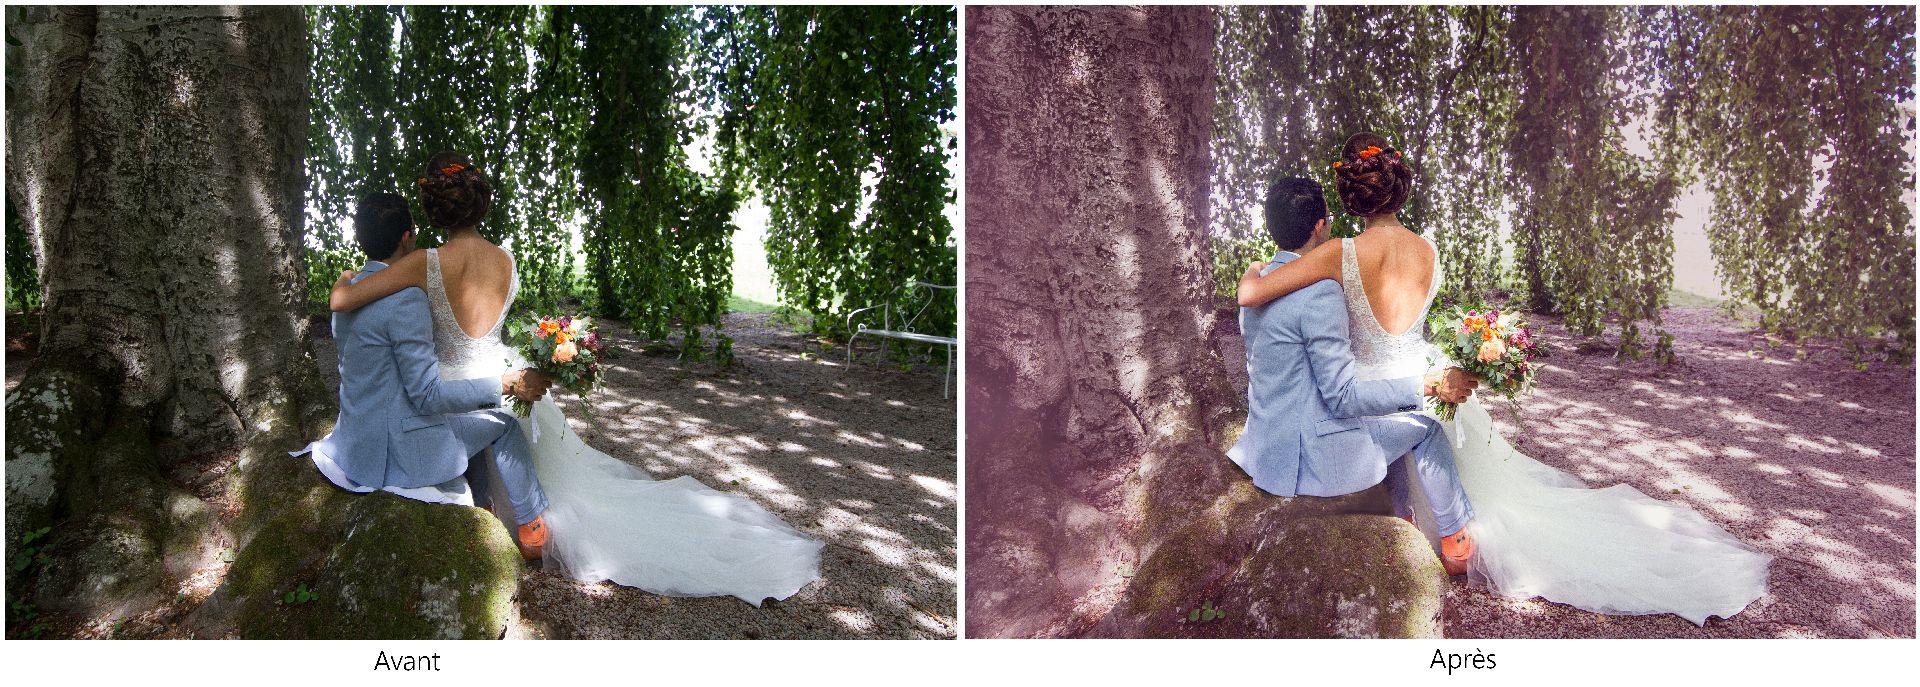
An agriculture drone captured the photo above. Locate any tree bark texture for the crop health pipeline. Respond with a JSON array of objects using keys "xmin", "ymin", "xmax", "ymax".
[
  {"xmin": 7, "ymin": 5, "xmax": 312, "ymax": 447},
  {"xmin": 965, "ymin": 5, "xmax": 1445, "ymax": 639},
  {"xmin": 4, "ymin": 5, "xmax": 326, "ymax": 621}
]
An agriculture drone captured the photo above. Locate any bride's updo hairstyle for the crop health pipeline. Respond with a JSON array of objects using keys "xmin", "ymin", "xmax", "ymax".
[
  {"xmin": 1332, "ymin": 132, "xmax": 1412, "ymax": 217},
  {"xmin": 417, "ymin": 151, "xmax": 493, "ymax": 229}
]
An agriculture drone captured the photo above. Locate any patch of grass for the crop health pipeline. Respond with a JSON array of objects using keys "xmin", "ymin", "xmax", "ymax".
[
  {"xmin": 726, "ymin": 294, "xmax": 781, "ymax": 314},
  {"xmin": 730, "ymin": 232, "xmax": 783, "ymax": 312},
  {"xmin": 1665, "ymin": 287, "xmax": 1724, "ymax": 309}
]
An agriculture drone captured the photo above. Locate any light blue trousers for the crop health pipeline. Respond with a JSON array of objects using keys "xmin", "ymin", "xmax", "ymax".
[
  {"xmin": 449, "ymin": 410, "xmax": 549, "ymax": 526},
  {"xmin": 1366, "ymin": 413, "xmax": 1475, "ymax": 536}
]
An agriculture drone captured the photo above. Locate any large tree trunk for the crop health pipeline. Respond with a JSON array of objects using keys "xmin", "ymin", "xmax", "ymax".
[
  {"xmin": 966, "ymin": 6, "xmax": 1445, "ymax": 639},
  {"xmin": 5, "ymin": 7, "xmax": 517, "ymax": 638},
  {"xmin": 6, "ymin": 3, "xmax": 316, "ymax": 618}
]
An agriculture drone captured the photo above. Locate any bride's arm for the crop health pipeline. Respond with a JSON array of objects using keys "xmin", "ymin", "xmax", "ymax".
[
  {"xmin": 1236, "ymin": 239, "xmax": 1341, "ymax": 307},
  {"xmin": 330, "ymin": 249, "xmax": 428, "ymax": 312}
]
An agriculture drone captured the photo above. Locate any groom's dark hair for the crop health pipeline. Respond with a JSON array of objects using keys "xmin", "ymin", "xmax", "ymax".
[
  {"xmin": 353, "ymin": 192, "xmax": 414, "ymax": 261},
  {"xmin": 1264, "ymin": 177, "xmax": 1327, "ymax": 251}
]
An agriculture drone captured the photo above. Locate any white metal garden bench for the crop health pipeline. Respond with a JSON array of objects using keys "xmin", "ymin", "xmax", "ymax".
[{"xmin": 845, "ymin": 281, "xmax": 957, "ymax": 398}]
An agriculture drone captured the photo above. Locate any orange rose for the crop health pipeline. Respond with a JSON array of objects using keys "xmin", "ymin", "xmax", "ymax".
[
  {"xmin": 555, "ymin": 331, "xmax": 571, "ymax": 346},
  {"xmin": 553, "ymin": 341, "xmax": 577, "ymax": 364},
  {"xmin": 538, "ymin": 320, "xmax": 561, "ymax": 338},
  {"xmin": 1477, "ymin": 338, "xmax": 1507, "ymax": 362}
]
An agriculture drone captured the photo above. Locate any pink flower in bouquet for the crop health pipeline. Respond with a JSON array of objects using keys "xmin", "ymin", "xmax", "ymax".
[
  {"xmin": 554, "ymin": 340, "xmax": 578, "ymax": 363},
  {"xmin": 582, "ymin": 330, "xmax": 601, "ymax": 351},
  {"xmin": 1477, "ymin": 338, "xmax": 1507, "ymax": 362}
]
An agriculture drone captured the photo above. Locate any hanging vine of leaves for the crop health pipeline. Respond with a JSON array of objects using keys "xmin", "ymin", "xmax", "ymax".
[
  {"xmin": 1641, "ymin": 6, "xmax": 1917, "ymax": 359},
  {"xmin": 1211, "ymin": 6, "xmax": 1911, "ymax": 359},
  {"xmin": 306, "ymin": 6, "xmax": 743, "ymax": 351},
  {"xmin": 1209, "ymin": 6, "xmax": 1511, "ymax": 306},
  {"xmin": 697, "ymin": 5, "xmax": 958, "ymax": 340},
  {"xmin": 4, "ymin": 193, "xmax": 37, "ymax": 312},
  {"xmin": 562, "ymin": 6, "xmax": 738, "ymax": 345},
  {"xmin": 1509, "ymin": 6, "xmax": 1680, "ymax": 359},
  {"xmin": 307, "ymin": 5, "xmax": 567, "ymax": 317}
]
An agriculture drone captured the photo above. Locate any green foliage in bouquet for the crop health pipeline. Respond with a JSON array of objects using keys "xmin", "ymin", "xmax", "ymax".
[
  {"xmin": 510, "ymin": 315, "xmax": 606, "ymax": 416},
  {"xmin": 1427, "ymin": 304, "xmax": 1542, "ymax": 421}
]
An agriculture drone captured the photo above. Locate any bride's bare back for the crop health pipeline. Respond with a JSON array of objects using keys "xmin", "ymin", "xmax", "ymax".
[
  {"xmin": 1350, "ymin": 226, "xmax": 1436, "ymax": 336},
  {"xmin": 433, "ymin": 236, "xmax": 515, "ymax": 339}
]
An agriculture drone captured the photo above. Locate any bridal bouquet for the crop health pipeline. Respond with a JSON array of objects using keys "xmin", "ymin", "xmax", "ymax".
[
  {"xmin": 1427, "ymin": 305, "xmax": 1541, "ymax": 421},
  {"xmin": 507, "ymin": 314, "xmax": 605, "ymax": 416}
]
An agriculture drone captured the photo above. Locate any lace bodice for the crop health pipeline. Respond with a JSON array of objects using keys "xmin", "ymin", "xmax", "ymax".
[
  {"xmin": 425, "ymin": 247, "xmax": 521, "ymax": 380},
  {"xmin": 1341, "ymin": 235, "xmax": 1441, "ymax": 379}
]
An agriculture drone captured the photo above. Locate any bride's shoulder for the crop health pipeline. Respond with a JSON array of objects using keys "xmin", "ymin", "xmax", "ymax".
[{"xmin": 1409, "ymin": 230, "xmax": 1437, "ymax": 257}]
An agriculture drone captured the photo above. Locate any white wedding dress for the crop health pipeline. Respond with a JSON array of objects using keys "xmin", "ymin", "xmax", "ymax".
[
  {"xmin": 425, "ymin": 248, "xmax": 824, "ymax": 606},
  {"xmin": 1339, "ymin": 236, "xmax": 1771, "ymax": 625}
]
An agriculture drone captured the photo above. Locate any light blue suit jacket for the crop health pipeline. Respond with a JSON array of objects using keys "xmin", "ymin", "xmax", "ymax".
[
  {"xmin": 304, "ymin": 261, "xmax": 504, "ymax": 489},
  {"xmin": 1226, "ymin": 251, "xmax": 1424, "ymax": 497}
]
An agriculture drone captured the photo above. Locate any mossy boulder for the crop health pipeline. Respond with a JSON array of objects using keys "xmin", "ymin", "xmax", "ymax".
[
  {"xmin": 1101, "ymin": 510, "xmax": 1443, "ymax": 638},
  {"xmin": 1092, "ymin": 475, "xmax": 1443, "ymax": 638},
  {"xmin": 1212, "ymin": 515, "xmax": 1445, "ymax": 638},
  {"xmin": 190, "ymin": 462, "xmax": 521, "ymax": 639}
]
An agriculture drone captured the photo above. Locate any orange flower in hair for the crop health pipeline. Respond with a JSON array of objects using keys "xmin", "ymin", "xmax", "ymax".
[
  {"xmin": 1359, "ymin": 145, "xmax": 1384, "ymax": 159},
  {"xmin": 441, "ymin": 163, "xmax": 466, "ymax": 175},
  {"xmin": 416, "ymin": 177, "xmax": 429, "ymax": 186},
  {"xmin": 1332, "ymin": 161, "xmax": 1343, "ymax": 169}
]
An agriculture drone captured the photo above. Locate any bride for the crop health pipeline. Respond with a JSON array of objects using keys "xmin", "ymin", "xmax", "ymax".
[
  {"xmin": 329, "ymin": 152, "xmax": 823, "ymax": 606},
  {"xmin": 1234, "ymin": 133, "xmax": 1771, "ymax": 626}
]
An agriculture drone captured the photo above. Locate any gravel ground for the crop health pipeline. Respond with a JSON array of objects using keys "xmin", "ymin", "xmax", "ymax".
[
  {"xmin": 6, "ymin": 311, "xmax": 958, "ymax": 640},
  {"xmin": 504, "ymin": 312, "xmax": 957, "ymax": 639},
  {"xmin": 1441, "ymin": 306, "xmax": 1914, "ymax": 638}
]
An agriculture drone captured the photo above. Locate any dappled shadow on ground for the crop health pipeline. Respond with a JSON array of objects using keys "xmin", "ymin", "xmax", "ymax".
[
  {"xmin": 5, "ymin": 310, "xmax": 954, "ymax": 639},
  {"xmin": 509, "ymin": 312, "xmax": 957, "ymax": 639},
  {"xmin": 1443, "ymin": 307, "xmax": 1914, "ymax": 638}
]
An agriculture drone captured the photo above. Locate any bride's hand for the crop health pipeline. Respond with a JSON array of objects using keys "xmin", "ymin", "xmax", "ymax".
[
  {"xmin": 1422, "ymin": 368, "xmax": 1479, "ymax": 403},
  {"xmin": 335, "ymin": 269, "xmax": 358, "ymax": 288}
]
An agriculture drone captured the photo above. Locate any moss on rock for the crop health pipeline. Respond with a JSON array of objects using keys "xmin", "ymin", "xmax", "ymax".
[
  {"xmin": 1097, "ymin": 470, "xmax": 1445, "ymax": 638},
  {"xmin": 211, "ymin": 469, "xmax": 521, "ymax": 639},
  {"xmin": 1215, "ymin": 515, "xmax": 1445, "ymax": 638}
]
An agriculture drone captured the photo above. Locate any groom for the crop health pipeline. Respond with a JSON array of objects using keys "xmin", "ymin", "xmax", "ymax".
[
  {"xmin": 294, "ymin": 192, "xmax": 555, "ymax": 560},
  {"xmin": 1226, "ymin": 177, "xmax": 1479, "ymax": 575}
]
